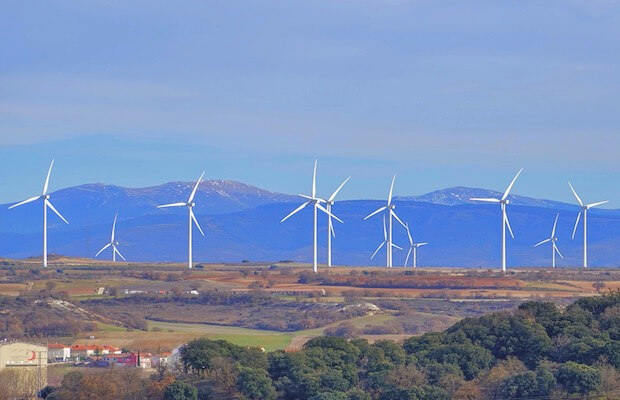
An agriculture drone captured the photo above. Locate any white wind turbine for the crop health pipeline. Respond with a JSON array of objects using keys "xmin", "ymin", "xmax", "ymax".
[
  {"xmin": 568, "ymin": 182, "xmax": 608, "ymax": 268},
  {"xmin": 404, "ymin": 222, "xmax": 428, "ymax": 268},
  {"xmin": 158, "ymin": 172, "xmax": 206, "ymax": 269},
  {"xmin": 470, "ymin": 168, "xmax": 523, "ymax": 272},
  {"xmin": 364, "ymin": 175, "xmax": 406, "ymax": 268},
  {"xmin": 281, "ymin": 160, "xmax": 341, "ymax": 273},
  {"xmin": 9, "ymin": 159, "xmax": 69, "ymax": 268},
  {"xmin": 534, "ymin": 213, "xmax": 563, "ymax": 268},
  {"xmin": 325, "ymin": 177, "xmax": 351, "ymax": 267},
  {"xmin": 95, "ymin": 214, "xmax": 126, "ymax": 262},
  {"xmin": 371, "ymin": 216, "xmax": 403, "ymax": 262}
]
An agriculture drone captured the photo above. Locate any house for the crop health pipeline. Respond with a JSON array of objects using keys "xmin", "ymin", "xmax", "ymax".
[
  {"xmin": 151, "ymin": 352, "xmax": 172, "ymax": 368},
  {"xmin": 102, "ymin": 345, "xmax": 121, "ymax": 354},
  {"xmin": 70, "ymin": 345, "xmax": 98, "ymax": 360},
  {"xmin": 47, "ymin": 344, "xmax": 70, "ymax": 362}
]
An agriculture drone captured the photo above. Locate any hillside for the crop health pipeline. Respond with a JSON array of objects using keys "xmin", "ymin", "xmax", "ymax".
[{"xmin": 43, "ymin": 291, "xmax": 620, "ymax": 399}]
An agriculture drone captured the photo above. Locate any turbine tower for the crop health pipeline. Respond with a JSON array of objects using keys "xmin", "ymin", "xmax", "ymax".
[
  {"xmin": 568, "ymin": 182, "xmax": 608, "ymax": 268},
  {"xmin": 404, "ymin": 222, "xmax": 428, "ymax": 268},
  {"xmin": 325, "ymin": 177, "xmax": 350, "ymax": 267},
  {"xmin": 364, "ymin": 175, "xmax": 406, "ymax": 268},
  {"xmin": 9, "ymin": 159, "xmax": 69, "ymax": 268},
  {"xmin": 280, "ymin": 160, "xmax": 341, "ymax": 273},
  {"xmin": 470, "ymin": 168, "xmax": 523, "ymax": 272},
  {"xmin": 158, "ymin": 172, "xmax": 206, "ymax": 269},
  {"xmin": 371, "ymin": 216, "xmax": 402, "ymax": 262},
  {"xmin": 95, "ymin": 214, "xmax": 126, "ymax": 262},
  {"xmin": 534, "ymin": 213, "xmax": 563, "ymax": 268}
]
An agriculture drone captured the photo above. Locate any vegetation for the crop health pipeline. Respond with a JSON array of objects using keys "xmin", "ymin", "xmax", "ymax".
[{"xmin": 39, "ymin": 291, "xmax": 620, "ymax": 399}]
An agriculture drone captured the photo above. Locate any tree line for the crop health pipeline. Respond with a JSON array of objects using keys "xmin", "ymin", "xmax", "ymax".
[{"xmin": 42, "ymin": 291, "xmax": 620, "ymax": 399}]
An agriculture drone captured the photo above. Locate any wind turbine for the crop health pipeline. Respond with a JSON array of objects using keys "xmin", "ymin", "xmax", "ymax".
[
  {"xmin": 281, "ymin": 160, "xmax": 341, "ymax": 273},
  {"xmin": 364, "ymin": 175, "xmax": 406, "ymax": 268},
  {"xmin": 534, "ymin": 213, "xmax": 563, "ymax": 268},
  {"xmin": 404, "ymin": 222, "xmax": 428, "ymax": 268},
  {"xmin": 568, "ymin": 182, "xmax": 608, "ymax": 268},
  {"xmin": 371, "ymin": 216, "xmax": 402, "ymax": 262},
  {"xmin": 470, "ymin": 168, "xmax": 523, "ymax": 272},
  {"xmin": 158, "ymin": 172, "xmax": 206, "ymax": 269},
  {"xmin": 9, "ymin": 159, "xmax": 69, "ymax": 268},
  {"xmin": 325, "ymin": 176, "xmax": 350, "ymax": 267},
  {"xmin": 95, "ymin": 214, "xmax": 126, "ymax": 262}
]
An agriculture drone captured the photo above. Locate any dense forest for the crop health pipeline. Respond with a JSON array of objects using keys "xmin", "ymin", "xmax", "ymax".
[{"xmin": 43, "ymin": 291, "xmax": 620, "ymax": 399}]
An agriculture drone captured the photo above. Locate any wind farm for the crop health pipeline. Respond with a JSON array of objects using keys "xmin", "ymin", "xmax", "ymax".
[{"xmin": 4, "ymin": 1, "xmax": 620, "ymax": 398}]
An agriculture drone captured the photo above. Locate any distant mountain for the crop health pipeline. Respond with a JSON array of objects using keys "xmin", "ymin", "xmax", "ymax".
[
  {"xmin": 1, "ymin": 182, "xmax": 619, "ymax": 267},
  {"xmin": 398, "ymin": 186, "xmax": 578, "ymax": 210},
  {"xmin": 0, "ymin": 180, "xmax": 297, "ymax": 233}
]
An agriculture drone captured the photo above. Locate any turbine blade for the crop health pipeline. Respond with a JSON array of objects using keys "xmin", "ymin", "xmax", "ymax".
[
  {"xmin": 391, "ymin": 210, "xmax": 406, "ymax": 228},
  {"xmin": 188, "ymin": 171, "xmax": 205, "ymax": 203},
  {"xmin": 43, "ymin": 159, "xmax": 55, "ymax": 195},
  {"xmin": 418, "ymin": 242, "xmax": 428, "ymax": 246},
  {"xmin": 281, "ymin": 201, "xmax": 310, "ymax": 223},
  {"xmin": 298, "ymin": 194, "xmax": 314, "ymax": 201},
  {"xmin": 330, "ymin": 220, "xmax": 336, "ymax": 238},
  {"xmin": 572, "ymin": 212, "xmax": 581, "ymax": 240},
  {"xmin": 470, "ymin": 198, "xmax": 500, "ymax": 203},
  {"xmin": 551, "ymin": 213, "xmax": 559, "ymax": 237},
  {"xmin": 312, "ymin": 160, "xmax": 317, "ymax": 198},
  {"xmin": 383, "ymin": 215, "xmax": 387, "ymax": 240},
  {"xmin": 46, "ymin": 200, "xmax": 69, "ymax": 224},
  {"xmin": 364, "ymin": 206, "xmax": 387, "ymax": 220},
  {"xmin": 568, "ymin": 182, "xmax": 584, "ymax": 206},
  {"xmin": 405, "ymin": 222, "xmax": 413, "ymax": 245},
  {"xmin": 534, "ymin": 238, "xmax": 551, "ymax": 247},
  {"xmin": 371, "ymin": 241, "xmax": 385, "ymax": 260},
  {"xmin": 9, "ymin": 195, "xmax": 41, "ymax": 209},
  {"xmin": 504, "ymin": 211, "xmax": 514, "ymax": 239},
  {"xmin": 501, "ymin": 168, "xmax": 523, "ymax": 200},
  {"xmin": 157, "ymin": 202, "xmax": 187, "ymax": 208},
  {"xmin": 111, "ymin": 214, "xmax": 118, "ymax": 242},
  {"xmin": 316, "ymin": 203, "xmax": 342, "ymax": 223},
  {"xmin": 190, "ymin": 209, "xmax": 205, "ymax": 237},
  {"xmin": 391, "ymin": 243, "xmax": 403, "ymax": 250},
  {"xmin": 404, "ymin": 248, "xmax": 412, "ymax": 267},
  {"xmin": 95, "ymin": 243, "xmax": 112, "ymax": 257},
  {"xmin": 388, "ymin": 174, "xmax": 396, "ymax": 204},
  {"xmin": 114, "ymin": 247, "xmax": 127, "ymax": 261},
  {"xmin": 553, "ymin": 243, "xmax": 564, "ymax": 259},
  {"xmin": 587, "ymin": 200, "xmax": 609, "ymax": 208},
  {"xmin": 328, "ymin": 177, "xmax": 351, "ymax": 203}
]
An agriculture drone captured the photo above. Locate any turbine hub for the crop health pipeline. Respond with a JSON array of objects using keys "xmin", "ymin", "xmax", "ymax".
[
  {"xmin": 189, "ymin": 202, "xmax": 195, "ymax": 208},
  {"xmin": 44, "ymin": 194, "xmax": 50, "ymax": 200},
  {"xmin": 389, "ymin": 204, "xmax": 395, "ymax": 210}
]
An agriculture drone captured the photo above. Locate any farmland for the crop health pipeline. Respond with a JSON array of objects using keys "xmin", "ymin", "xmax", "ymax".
[{"xmin": 0, "ymin": 258, "xmax": 619, "ymax": 355}]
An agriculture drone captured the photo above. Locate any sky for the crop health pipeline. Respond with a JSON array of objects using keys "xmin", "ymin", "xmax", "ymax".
[{"xmin": 1, "ymin": 0, "xmax": 620, "ymax": 205}]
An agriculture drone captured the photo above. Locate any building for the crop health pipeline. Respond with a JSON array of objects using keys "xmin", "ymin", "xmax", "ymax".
[
  {"xmin": 151, "ymin": 352, "xmax": 172, "ymax": 368},
  {"xmin": 102, "ymin": 352, "xmax": 152, "ymax": 368},
  {"xmin": 0, "ymin": 341, "xmax": 48, "ymax": 397},
  {"xmin": 47, "ymin": 344, "xmax": 71, "ymax": 362}
]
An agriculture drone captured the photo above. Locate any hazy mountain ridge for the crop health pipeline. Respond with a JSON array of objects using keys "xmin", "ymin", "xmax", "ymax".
[
  {"xmin": 1, "ymin": 182, "xmax": 619, "ymax": 267},
  {"xmin": 398, "ymin": 186, "xmax": 581, "ymax": 210}
]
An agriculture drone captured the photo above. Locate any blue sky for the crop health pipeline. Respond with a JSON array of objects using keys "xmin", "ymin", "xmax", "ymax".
[{"xmin": 1, "ymin": 1, "xmax": 619, "ymax": 205}]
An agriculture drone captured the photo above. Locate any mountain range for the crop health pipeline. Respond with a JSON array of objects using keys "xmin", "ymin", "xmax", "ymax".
[{"xmin": 0, "ymin": 180, "xmax": 619, "ymax": 267}]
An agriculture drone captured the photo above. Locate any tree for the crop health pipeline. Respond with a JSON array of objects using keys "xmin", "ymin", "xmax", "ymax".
[
  {"xmin": 593, "ymin": 281, "xmax": 606, "ymax": 293},
  {"xmin": 164, "ymin": 381, "xmax": 197, "ymax": 400},
  {"xmin": 237, "ymin": 367, "xmax": 277, "ymax": 400},
  {"xmin": 556, "ymin": 361, "xmax": 601, "ymax": 395}
]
